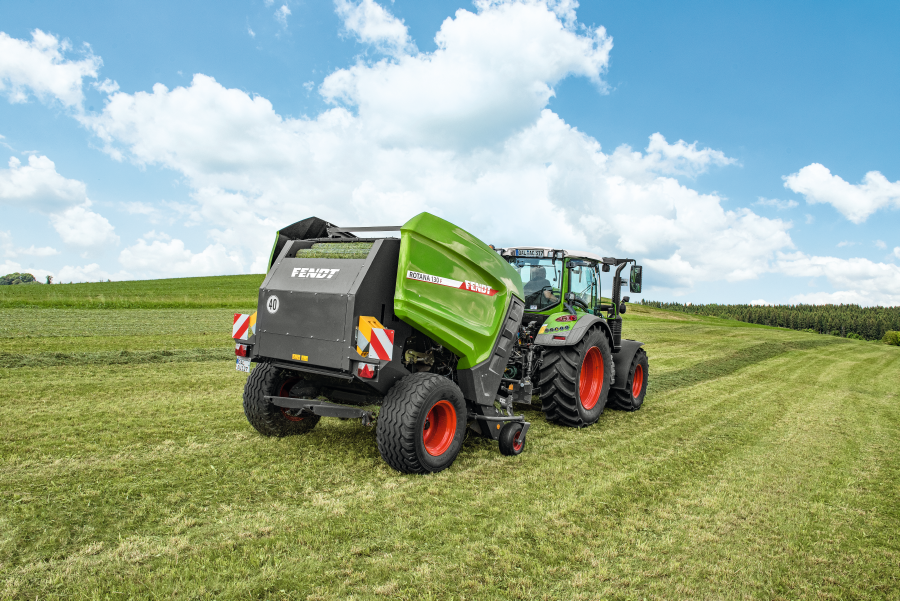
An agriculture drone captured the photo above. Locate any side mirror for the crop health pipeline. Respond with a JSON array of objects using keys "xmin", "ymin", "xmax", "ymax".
[{"xmin": 629, "ymin": 265, "xmax": 642, "ymax": 293}]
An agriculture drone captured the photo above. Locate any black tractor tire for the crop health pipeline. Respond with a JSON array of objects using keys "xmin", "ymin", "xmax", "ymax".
[
  {"xmin": 608, "ymin": 348, "xmax": 649, "ymax": 411},
  {"xmin": 243, "ymin": 362, "xmax": 321, "ymax": 437},
  {"xmin": 498, "ymin": 422, "xmax": 526, "ymax": 456},
  {"xmin": 376, "ymin": 372, "xmax": 467, "ymax": 474},
  {"xmin": 539, "ymin": 328, "xmax": 614, "ymax": 428}
]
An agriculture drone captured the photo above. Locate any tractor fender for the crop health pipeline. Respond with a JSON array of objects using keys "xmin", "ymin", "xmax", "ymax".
[
  {"xmin": 534, "ymin": 314, "xmax": 614, "ymax": 351},
  {"xmin": 611, "ymin": 339, "xmax": 644, "ymax": 390}
]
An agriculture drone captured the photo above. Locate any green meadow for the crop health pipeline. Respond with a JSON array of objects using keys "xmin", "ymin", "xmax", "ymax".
[{"xmin": 1, "ymin": 276, "xmax": 898, "ymax": 599}]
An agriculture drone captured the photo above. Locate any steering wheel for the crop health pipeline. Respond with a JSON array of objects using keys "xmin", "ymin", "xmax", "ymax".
[{"xmin": 570, "ymin": 296, "xmax": 590, "ymax": 311}]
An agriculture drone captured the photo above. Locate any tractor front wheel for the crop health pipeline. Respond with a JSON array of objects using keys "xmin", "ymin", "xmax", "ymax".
[
  {"xmin": 376, "ymin": 372, "xmax": 467, "ymax": 474},
  {"xmin": 539, "ymin": 328, "xmax": 614, "ymax": 428},
  {"xmin": 243, "ymin": 361, "xmax": 321, "ymax": 437}
]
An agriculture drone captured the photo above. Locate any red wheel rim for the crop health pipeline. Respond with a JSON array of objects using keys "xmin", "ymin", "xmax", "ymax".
[
  {"xmin": 278, "ymin": 378, "xmax": 305, "ymax": 422},
  {"xmin": 579, "ymin": 346, "xmax": 604, "ymax": 410},
  {"xmin": 512, "ymin": 429, "xmax": 523, "ymax": 452},
  {"xmin": 422, "ymin": 400, "xmax": 456, "ymax": 456},
  {"xmin": 631, "ymin": 363, "xmax": 644, "ymax": 399}
]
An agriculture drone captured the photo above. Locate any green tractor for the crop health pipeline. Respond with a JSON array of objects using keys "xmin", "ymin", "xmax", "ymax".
[{"xmin": 233, "ymin": 212, "xmax": 648, "ymax": 474}]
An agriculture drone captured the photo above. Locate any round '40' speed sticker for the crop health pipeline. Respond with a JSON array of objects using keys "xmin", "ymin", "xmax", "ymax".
[{"xmin": 266, "ymin": 295, "xmax": 280, "ymax": 314}]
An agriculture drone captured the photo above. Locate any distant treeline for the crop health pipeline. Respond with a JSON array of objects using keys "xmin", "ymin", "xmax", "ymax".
[{"xmin": 641, "ymin": 300, "xmax": 900, "ymax": 341}]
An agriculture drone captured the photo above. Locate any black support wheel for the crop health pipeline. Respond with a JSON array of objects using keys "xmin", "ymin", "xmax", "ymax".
[
  {"xmin": 498, "ymin": 422, "xmax": 526, "ymax": 456},
  {"xmin": 376, "ymin": 372, "xmax": 467, "ymax": 474},
  {"xmin": 539, "ymin": 328, "xmax": 614, "ymax": 428},
  {"xmin": 608, "ymin": 348, "xmax": 649, "ymax": 411},
  {"xmin": 243, "ymin": 361, "xmax": 321, "ymax": 437}
]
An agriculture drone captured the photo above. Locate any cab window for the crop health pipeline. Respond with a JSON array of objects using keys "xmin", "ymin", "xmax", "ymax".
[
  {"xmin": 509, "ymin": 257, "xmax": 561, "ymax": 311},
  {"xmin": 569, "ymin": 262, "xmax": 596, "ymax": 311}
]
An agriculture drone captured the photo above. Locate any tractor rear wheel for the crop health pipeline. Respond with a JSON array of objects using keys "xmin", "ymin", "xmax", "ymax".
[
  {"xmin": 608, "ymin": 348, "xmax": 649, "ymax": 411},
  {"xmin": 539, "ymin": 328, "xmax": 614, "ymax": 428},
  {"xmin": 376, "ymin": 372, "xmax": 467, "ymax": 474},
  {"xmin": 243, "ymin": 362, "xmax": 321, "ymax": 437}
]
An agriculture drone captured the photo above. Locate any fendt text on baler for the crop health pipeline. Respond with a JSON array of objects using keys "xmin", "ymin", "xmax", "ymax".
[{"xmin": 232, "ymin": 212, "xmax": 649, "ymax": 473}]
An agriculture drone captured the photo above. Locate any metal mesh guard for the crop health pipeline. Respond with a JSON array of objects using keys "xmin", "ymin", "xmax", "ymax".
[{"xmin": 295, "ymin": 242, "xmax": 373, "ymax": 259}]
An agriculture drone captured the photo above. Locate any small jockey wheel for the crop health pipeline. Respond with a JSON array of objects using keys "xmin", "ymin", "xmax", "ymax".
[{"xmin": 499, "ymin": 422, "xmax": 527, "ymax": 456}]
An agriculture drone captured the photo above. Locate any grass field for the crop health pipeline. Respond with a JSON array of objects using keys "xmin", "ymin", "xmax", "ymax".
[{"xmin": 1, "ymin": 278, "xmax": 899, "ymax": 599}]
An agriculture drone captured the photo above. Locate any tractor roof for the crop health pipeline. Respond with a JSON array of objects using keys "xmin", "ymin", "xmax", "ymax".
[{"xmin": 500, "ymin": 246, "xmax": 605, "ymax": 263}]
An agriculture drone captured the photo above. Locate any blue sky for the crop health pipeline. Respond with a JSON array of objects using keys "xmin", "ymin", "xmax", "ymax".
[{"xmin": 1, "ymin": 0, "xmax": 898, "ymax": 305}]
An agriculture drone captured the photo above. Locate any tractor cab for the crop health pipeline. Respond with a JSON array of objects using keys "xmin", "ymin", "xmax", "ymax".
[{"xmin": 501, "ymin": 247, "xmax": 607, "ymax": 319}]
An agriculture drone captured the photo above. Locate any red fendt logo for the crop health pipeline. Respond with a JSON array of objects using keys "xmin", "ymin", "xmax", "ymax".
[{"xmin": 406, "ymin": 270, "xmax": 497, "ymax": 296}]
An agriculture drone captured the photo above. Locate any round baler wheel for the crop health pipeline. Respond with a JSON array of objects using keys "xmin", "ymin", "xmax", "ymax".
[
  {"xmin": 376, "ymin": 372, "xmax": 467, "ymax": 474},
  {"xmin": 609, "ymin": 348, "xmax": 649, "ymax": 411},
  {"xmin": 498, "ymin": 422, "xmax": 526, "ymax": 456},
  {"xmin": 539, "ymin": 328, "xmax": 614, "ymax": 428},
  {"xmin": 243, "ymin": 361, "xmax": 320, "ymax": 437}
]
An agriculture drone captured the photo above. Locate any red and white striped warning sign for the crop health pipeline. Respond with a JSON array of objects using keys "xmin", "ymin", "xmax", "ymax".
[
  {"xmin": 233, "ymin": 313, "xmax": 250, "ymax": 340},
  {"xmin": 406, "ymin": 270, "xmax": 498, "ymax": 296},
  {"xmin": 356, "ymin": 316, "xmax": 394, "ymax": 361},
  {"xmin": 369, "ymin": 327, "xmax": 394, "ymax": 361}
]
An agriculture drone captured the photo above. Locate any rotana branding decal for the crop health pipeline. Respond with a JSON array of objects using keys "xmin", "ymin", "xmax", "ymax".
[
  {"xmin": 406, "ymin": 270, "xmax": 498, "ymax": 296},
  {"xmin": 291, "ymin": 267, "xmax": 340, "ymax": 278}
]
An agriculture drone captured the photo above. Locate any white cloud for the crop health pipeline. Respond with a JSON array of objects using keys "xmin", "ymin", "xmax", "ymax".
[
  {"xmin": 335, "ymin": 0, "xmax": 416, "ymax": 57},
  {"xmin": 894, "ymin": 247, "xmax": 900, "ymax": 260},
  {"xmin": 778, "ymin": 252, "xmax": 900, "ymax": 306},
  {"xmin": 56, "ymin": 263, "xmax": 126, "ymax": 283},
  {"xmin": 0, "ymin": 230, "xmax": 59, "ymax": 259},
  {"xmin": 0, "ymin": 259, "xmax": 54, "ymax": 282},
  {"xmin": 118, "ymin": 238, "xmax": 244, "ymax": 277},
  {"xmin": 275, "ymin": 5, "xmax": 291, "ymax": 26},
  {"xmin": 93, "ymin": 78, "xmax": 119, "ymax": 94},
  {"xmin": 754, "ymin": 197, "xmax": 798, "ymax": 210},
  {"xmin": 0, "ymin": 155, "xmax": 89, "ymax": 211},
  {"xmin": 874, "ymin": 239, "xmax": 886, "ymax": 249},
  {"xmin": 805, "ymin": 213, "xmax": 814, "ymax": 224},
  {"xmin": 248, "ymin": 27, "xmax": 256, "ymax": 38},
  {"xmin": 49, "ymin": 205, "xmax": 119, "ymax": 248},
  {"xmin": 836, "ymin": 241, "xmax": 854, "ymax": 248},
  {"xmin": 74, "ymin": 1, "xmax": 798, "ymax": 291},
  {"xmin": 784, "ymin": 163, "xmax": 900, "ymax": 224},
  {"xmin": 0, "ymin": 29, "xmax": 101, "ymax": 109},
  {"xmin": 320, "ymin": 0, "xmax": 612, "ymax": 148},
  {"xmin": 749, "ymin": 299, "xmax": 768, "ymax": 306}
]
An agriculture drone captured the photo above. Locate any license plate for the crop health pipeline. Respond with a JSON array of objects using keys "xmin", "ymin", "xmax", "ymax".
[
  {"xmin": 236, "ymin": 357, "xmax": 251, "ymax": 372},
  {"xmin": 516, "ymin": 249, "xmax": 544, "ymax": 257}
]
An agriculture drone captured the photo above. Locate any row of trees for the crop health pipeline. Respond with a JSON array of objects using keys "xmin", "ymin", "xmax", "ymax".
[{"xmin": 640, "ymin": 300, "xmax": 900, "ymax": 342}]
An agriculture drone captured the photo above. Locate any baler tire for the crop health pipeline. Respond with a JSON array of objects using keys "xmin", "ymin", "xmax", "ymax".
[
  {"xmin": 376, "ymin": 372, "xmax": 466, "ymax": 474},
  {"xmin": 608, "ymin": 348, "xmax": 649, "ymax": 411},
  {"xmin": 243, "ymin": 361, "xmax": 320, "ymax": 437},
  {"xmin": 498, "ymin": 422, "xmax": 526, "ymax": 456},
  {"xmin": 539, "ymin": 328, "xmax": 613, "ymax": 428}
]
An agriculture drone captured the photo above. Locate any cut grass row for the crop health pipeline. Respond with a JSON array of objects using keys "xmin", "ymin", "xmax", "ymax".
[{"xmin": 1, "ymin": 300, "xmax": 898, "ymax": 599}]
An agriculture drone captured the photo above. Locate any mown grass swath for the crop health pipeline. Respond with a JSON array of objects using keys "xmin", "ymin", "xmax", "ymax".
[
  {"xmin": 642, "ymin": 299, "xmax": 900, "ymax": 341},
  {"xmin": 1, "ymin": 278, "xmax": 898, "ymax": 599}
]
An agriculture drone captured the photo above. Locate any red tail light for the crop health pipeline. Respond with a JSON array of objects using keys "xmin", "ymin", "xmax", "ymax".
[
  {"xmin": 357, "ymin": 363, "xmax": 376, "ymax": 379},
  {"xmin": 553, "ymin": 335, "xmax": 566, "ymax": 341},
  {"xmin": 235, "ymin": 344, "xmax": 248, "ymax": 357}
]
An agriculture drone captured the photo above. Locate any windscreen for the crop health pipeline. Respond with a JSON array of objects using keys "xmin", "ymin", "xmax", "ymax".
[{"xmin": 508, "ymin": 257, "xmax": 561, "ymax": 311}]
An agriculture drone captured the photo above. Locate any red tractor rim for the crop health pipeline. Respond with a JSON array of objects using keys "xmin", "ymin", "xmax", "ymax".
[
  {"xmin": 423, "ymin": 399, "xmax": 456, "ymax": 456},
  {"xmin": 513, "ymin": 429, "xmax": 524, "ymax": 452},
  {"xmin": 579, "ymin": 346, "xmax": 604, "ymax": 410},
  {"xmin": 631, "ymin": 364, "xmax": 644, "ymax": 398},
  {"xmin": 278, "ymin": 378, "xmax": 305, "ymax": 422}
]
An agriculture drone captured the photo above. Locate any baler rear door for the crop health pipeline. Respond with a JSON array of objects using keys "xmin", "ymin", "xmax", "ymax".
[{"xmin": 256, "ymin": 257, "xmax": 363, "ymax": 370}]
